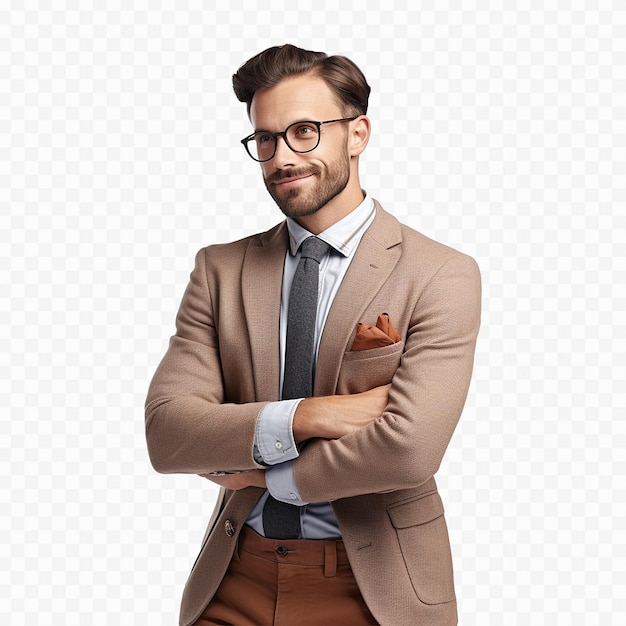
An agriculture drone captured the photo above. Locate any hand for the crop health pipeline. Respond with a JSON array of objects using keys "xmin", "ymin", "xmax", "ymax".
[
  {"xmin": 199, "ymin": 469, "xmax": 267, "ymax": 490},
  {"xmin": 293, "ymin": 383, "xmax": 391, "ymax": 442}
]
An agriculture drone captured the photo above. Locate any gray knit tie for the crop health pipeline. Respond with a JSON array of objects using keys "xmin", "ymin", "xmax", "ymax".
[{"xmin": 262, "ymin": 236, "xmax": 331, "ymax": 539}]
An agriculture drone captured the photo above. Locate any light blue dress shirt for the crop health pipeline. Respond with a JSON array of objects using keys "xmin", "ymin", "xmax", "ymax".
[{"xmin": 245, "ymin": 194, "xmax": 376, "ymax": 539}]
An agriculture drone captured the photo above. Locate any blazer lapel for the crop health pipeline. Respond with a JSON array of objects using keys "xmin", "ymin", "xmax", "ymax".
[
  {"xmin": 314, "ymin": 203, "xmax": 403, "ymax": 395},
  {"xmin": 241, "ymin": 222, "xmax": 289, "ymax": 401}
]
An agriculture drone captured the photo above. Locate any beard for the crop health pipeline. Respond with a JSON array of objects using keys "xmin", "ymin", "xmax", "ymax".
[{"xmin": 263, "ymin": 152, "xmax": 351, "ymax": 220}]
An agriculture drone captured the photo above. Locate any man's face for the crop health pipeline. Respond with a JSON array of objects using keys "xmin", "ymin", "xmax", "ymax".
[{"xmin": 249, "ymin": 74, "xmax": 353, "ymax": 220}]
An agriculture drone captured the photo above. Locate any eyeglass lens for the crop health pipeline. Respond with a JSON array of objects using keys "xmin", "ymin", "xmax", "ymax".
[{"xmin": 248, "ymin": 122, "xmax": 320, "ymax": 162}]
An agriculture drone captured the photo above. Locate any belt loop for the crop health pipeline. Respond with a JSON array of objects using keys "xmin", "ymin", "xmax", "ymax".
[{"xmin": 324, "ymin": 541, "xmax": 337, "ymax": 578}]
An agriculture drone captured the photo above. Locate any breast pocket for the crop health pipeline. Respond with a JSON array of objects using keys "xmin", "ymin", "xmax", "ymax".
[
  {"xmin": 387, "ymin": 491, "xmax": 456, "ymax": 605},
  {"xmin": 335, "ymin": 341, "xmax": 404, "ymax": 394}
]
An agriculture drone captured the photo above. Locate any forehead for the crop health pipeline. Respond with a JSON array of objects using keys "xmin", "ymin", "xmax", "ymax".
[{"xmin": 250, "ymin": 73, "xmax": 343, "ymax": 130}]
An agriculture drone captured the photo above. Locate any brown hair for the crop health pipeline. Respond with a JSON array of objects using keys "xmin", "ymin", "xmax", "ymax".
[{"xmin": 232, "ymin": 44, "xmax": 371, "ymax": 116}]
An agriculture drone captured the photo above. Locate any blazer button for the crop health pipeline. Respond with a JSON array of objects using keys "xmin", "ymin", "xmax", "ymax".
[{"xmin": 224, "ymin": 520, "xmax": 236, "ymax": 537}]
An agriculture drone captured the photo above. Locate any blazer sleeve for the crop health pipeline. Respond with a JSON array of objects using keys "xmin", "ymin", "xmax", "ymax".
[
  {"xmin": 293, "ymin": 252, "xmax": 481, "ymax": 502},
  {"xmin": 145, "ymin": 247, "xmax": 268, "ymax": 474}
]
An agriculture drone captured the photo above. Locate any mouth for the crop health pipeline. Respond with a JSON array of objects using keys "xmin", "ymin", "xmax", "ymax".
[
  {"xmin": 273, "ymin": 173, "xmax": 315, "ymax": 188},
  {"xmin": 268, "ymin": 166, "xmax": 318, "ymax": 186}
]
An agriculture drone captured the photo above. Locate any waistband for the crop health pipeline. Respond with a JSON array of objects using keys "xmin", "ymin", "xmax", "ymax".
[{"xmin": 238, "ymin": 526, "xmax": 349, "ymax": 577}]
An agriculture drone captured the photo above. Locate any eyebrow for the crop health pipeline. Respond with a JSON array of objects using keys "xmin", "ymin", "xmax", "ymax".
[{"xmin": 253, "ymin": 118, "xmax": 317, "ymax": 133}]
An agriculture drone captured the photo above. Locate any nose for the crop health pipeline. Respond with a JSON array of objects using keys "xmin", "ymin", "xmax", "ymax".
[{"xmin": 271, "ymin": 134, "xmax": 297, "ymax": 168}]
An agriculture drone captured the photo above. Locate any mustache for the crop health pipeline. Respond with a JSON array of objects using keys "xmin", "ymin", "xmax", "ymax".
[{"xmin": 266, "ymin": 167, "xmax": 319, "ymax": 184}]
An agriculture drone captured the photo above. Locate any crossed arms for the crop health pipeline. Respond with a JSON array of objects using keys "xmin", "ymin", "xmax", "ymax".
[
  {"xmin": 145, "ymin": 242, "xmax": 481, "ymax": 502},
  {"xmin": 199, "ymin": 385, "xmax": 391, "ymax": 491}
]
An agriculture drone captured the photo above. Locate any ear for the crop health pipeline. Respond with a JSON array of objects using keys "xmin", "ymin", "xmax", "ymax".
[{"xmin": 349, "ymin": 115, "xmax": 371, "ymax": 157}]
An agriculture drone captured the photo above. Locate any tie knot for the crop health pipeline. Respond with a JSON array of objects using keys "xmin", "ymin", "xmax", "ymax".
[{"xmin": 299, "ymin": 236, "xmax": 331, "ymax": 263}]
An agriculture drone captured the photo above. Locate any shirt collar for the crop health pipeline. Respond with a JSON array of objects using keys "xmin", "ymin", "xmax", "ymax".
[{"xmin": 286, "ymin": 193, "xmax": 375, "ymax": 258}]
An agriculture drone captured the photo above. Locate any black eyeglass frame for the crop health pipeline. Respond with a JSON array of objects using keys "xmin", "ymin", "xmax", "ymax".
[{"xmin": 240, "ymin": 117, "xmax": 358, "ymax": 162}]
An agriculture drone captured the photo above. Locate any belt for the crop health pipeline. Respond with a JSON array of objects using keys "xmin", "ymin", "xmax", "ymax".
[{"xmin": 237, "ymin": 525, "xmax": 349, "ymax": 578}]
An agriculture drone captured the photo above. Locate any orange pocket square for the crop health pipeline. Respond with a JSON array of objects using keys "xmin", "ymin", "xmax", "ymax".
[{"xmin": 352, "ymin": 313, "xmax": 401, "ymax": 351}]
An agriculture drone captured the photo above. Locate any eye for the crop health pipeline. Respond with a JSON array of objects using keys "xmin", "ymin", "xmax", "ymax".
[
  {"xmin": 294, "ymin": 123, "xmax": 317, "ymax": 136},
  {"xmin": 256, "ymin": 132, "xmax": 274, "ymax": 145}
]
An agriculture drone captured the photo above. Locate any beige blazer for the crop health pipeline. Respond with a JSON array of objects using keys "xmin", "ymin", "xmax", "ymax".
[{"xmin": 145, "ymin": 201, "xmax": 481, "ymax": 626}]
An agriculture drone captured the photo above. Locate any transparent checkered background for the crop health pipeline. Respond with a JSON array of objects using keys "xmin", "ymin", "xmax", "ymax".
[{"xmin": 1, "ymin": 1, "xmax": 624, "ymax": 624}]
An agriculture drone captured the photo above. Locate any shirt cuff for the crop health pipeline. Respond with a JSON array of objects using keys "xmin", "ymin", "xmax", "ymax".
[
  {"xmin": 254, "ymin": 399, "xmax": 302, "ymax": 465},
  {"xmin": 266, "ymin": 461, "xmax": 307, "ymax": 506}
]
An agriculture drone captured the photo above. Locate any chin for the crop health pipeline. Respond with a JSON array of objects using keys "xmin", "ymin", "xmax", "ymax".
[
  {"xmin": 269, "ymin": 188, "xmax": 320, "ymax": 219},
  {"xmin": 278, "ymin": 199, "xmax": 325, "ymax": 219}
]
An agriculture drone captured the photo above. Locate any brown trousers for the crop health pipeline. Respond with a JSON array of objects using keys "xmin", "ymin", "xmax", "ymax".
[{"xmin": 193, "ymin": 526, "xmax": 377, "ymax": 625}]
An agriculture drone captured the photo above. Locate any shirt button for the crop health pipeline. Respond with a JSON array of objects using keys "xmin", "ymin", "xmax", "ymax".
[
  {"xmin": 224, "ymin": 520, "xmax": 236, "ymax": 537},
  {"xmin": 275, "ymin": 441, "xmax": 283, "ymax": 450},
  {"xmin": 289, "ymin": 493, "xmax": 297, "ymax": 500}
]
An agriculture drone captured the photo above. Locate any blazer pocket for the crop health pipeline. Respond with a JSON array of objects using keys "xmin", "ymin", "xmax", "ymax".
[
  {"xmin": 387, "ymin": 492, "xmax": 456, "ymax": 605},
  {"xmin": 336, "ymin": 341, "xmax": 404, "ymax": 394}
]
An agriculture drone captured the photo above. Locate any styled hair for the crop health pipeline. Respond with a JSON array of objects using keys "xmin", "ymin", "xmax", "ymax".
[{"xmin": 232, "ymin": 44, "xmax": 371, "ymax": 116}]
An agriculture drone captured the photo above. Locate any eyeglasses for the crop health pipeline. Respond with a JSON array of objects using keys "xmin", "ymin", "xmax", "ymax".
[{"xmin": 241, "ymin": 117, "xmax": 358, "ymax": 162}]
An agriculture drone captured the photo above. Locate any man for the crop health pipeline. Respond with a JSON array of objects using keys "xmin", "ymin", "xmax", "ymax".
[{"xmin": 146, "ymin": 44, "xmax": 481, "ymax": 626}]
